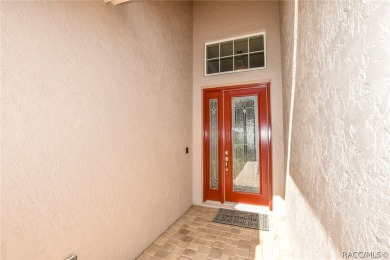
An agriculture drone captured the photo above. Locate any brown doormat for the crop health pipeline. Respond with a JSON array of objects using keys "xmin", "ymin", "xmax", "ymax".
[{"xmin": 213, "ymin": 208, "xmax": 269, "ymax": 231}]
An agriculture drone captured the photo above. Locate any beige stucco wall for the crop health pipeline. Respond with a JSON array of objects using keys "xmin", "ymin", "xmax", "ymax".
[
  {"xmin": 279, "ymin": 0, "xmax": 296, "ymax": 169},
  {"xmin": 280, "ymin": 0, "xmax": 390, "ymax": 258},
  {"xmin": 1, "ymin": 1, "xmax": 192, "ymax": 259},
  {"xmin": 192, "ymin": 1, "xmax": 285, "ymax": 206}
]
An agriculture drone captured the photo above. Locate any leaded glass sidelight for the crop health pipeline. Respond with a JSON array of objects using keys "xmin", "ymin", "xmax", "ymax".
[
  {"xmin": 231, "ymin": 96, "xmax": 260, "ymax": 193},
  {"xmin": 209, "ymin": 99, "xmax": 219, "ymax": 189}
]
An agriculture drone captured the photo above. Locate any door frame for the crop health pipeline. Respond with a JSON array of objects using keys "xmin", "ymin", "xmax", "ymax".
[{"xmin": 202, "ymin": 82, "xmax": 273, "ymax": 210}]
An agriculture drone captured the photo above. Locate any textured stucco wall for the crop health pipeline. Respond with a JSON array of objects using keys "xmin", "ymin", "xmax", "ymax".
[
  {"xmin": 280, "ymin": 0, "xmax": 390, "ymax": 258},
  {"xmin": 1, "ymin": 1, "xmax": 193, "ymax": 259},
  {"xmin": 192, "ymin": 1, "xmax": 285, "ymax": 206},
  {"xmin": 279, "ymin": 0, "xmax": 296, "ymax": 169}
]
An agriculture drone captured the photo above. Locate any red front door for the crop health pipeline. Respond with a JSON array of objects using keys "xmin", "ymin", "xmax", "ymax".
[{"xmin": 203, "ymin": 83, "xmax": 272, "ymax": 207}]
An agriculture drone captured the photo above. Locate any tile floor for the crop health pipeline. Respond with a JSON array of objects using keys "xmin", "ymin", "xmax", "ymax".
[{"xmin": 136, "ymin": 205, "xmax": 293, "ymax": 259}]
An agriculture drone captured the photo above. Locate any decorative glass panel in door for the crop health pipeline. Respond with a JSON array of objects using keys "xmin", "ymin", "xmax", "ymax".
[
  {"xmin": 209, "ymin": 99, "xmax": 218, "ymax": 189},
  {"xmin": 231, "ymin": 96, "xmax": 260, "ymax": 193},
  {"xmin": 203, "ymin": 90, "xmax": 222, "ymax": 202}
]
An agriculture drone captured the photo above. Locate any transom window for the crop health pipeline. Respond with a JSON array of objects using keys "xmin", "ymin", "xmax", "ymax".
[{"xmin": 205, "ymin": 32, "xmax": 266, "ymax": 76}]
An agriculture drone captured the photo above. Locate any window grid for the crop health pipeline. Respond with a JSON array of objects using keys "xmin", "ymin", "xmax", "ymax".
[{"xmin": 205, "ymin": 32, "xmax": 266, "ymax": 76}]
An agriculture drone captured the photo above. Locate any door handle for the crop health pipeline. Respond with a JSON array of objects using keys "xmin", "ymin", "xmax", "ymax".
[{"xmin": 225, "ymin": 151, "xmax": 229, "ymax": 171}]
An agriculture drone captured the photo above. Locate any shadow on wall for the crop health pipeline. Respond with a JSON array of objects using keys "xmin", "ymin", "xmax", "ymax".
[{"xmin": 283, "ymin": 0, "xmax": 390, "ymax": 258}]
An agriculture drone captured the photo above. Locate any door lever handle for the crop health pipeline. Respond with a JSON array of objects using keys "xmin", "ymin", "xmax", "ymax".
[{"xmin": 225, "ymin": 151, "xmax": 229, "ymax": 171}]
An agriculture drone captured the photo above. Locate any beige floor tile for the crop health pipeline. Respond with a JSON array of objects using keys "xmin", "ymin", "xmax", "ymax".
[
  {"xmin": 204, "ymin": 234, "xmax": 217, "ymax": 241},
  {"xmin": 203, "ymin": 240, "xmax": 215, "ymax": 248},
  {"xmin": 154, "ymin": 250, "xmax": 170, "ymax": 258},
  {"xmin": 162, "ymin": 243, "xmax": 175, "ymax": 252},
  {"xmin": 236, "ymin": 248, "xmax": 249, "ymax": 257},
  {"xmin": 167, "ymin": 238, "xmax": 180, "ymax": 246},
  {"xmin": 238, "ymin": 240, "xmax": 251, "ymax": 250},
  {"xmin": 215, "ymin": 236, "xmax": 227, "ymax": 242},
  {"xmin": 213, "ymin": 240, "xmax": 226, "ymax": 249},
  {"xmin": 198, "ymin": 246, "xmax": 211, "ymax": 255},
  {"xmin": 188, "ymin": 243, "xmax": 200, "ymax": 251},
  {"xmin": 240, "ymin": 229, "xmax": 252, "ymax": 236},
  {"xmin": 194, "ymin": 252, "xmax": 208, "ymax": 259},
  {"xmin": 197, "ymin": 227, "xmax": 207, "ymax": 233},
  {"xmin": 194, "ymin": 238, "xmax": 207, "ymax": 246},
  {"xmin": 208, "ymin": 247, "xmax": 223, "ymax": 259},
  {"xmin": 144, "ymin": 244, "xmax": 163, "ymax": 256},
  {"xmin": 251, "ymin": 237, "xmax": 260, "ymax": 245},
  {"xmin": 182, "ymin": 236, "xmax": 195, "ymax": 243},
  {"xmin": 177, "ymin": 241, "xmax": 191, "ymax": 249},
  {"xmin": 182, "ymin": 248, "xmax": 197, "ymax": 258},
  {"xmin": 239, "ymin": 234, "xmax": 252, "ymax": 241},
  {"xmin": 231, "ymin": 228, "xmax": 241, "ymax": 234},
  {"xmin": 171, "ymin": 247, "xmax": 185, "ymax": 256},
  {"xmin": 226, "ymin": 238, "xmax": 239, "ymax": 245},
  {"xmin": 179, "ymin": 229, "xmax": 192, "ymax": 236},
  {"xmin": 136, "ymin": 206, "xmax": 292, "ymax": 259},
  {"xmin": 221, "ymin": 231, "xmax": 232, "ymax": 238},
  {"xmin": 221, "ymin": 254, "xmax": 233, "ymax": 260},
  {"xmin": 230, "ymin": 233, "xmax": 240, "ymax": 239},
  {"xmin": 223, "ymin": 244, "xmax": 237, "ymax": 256},
  {"xmin": 136, "ymin": 254, "xmax": 152, "ymax": 260},
  {"xmin": 206, "ymin": 229, "xmax": 221, "ymax": 236}
]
